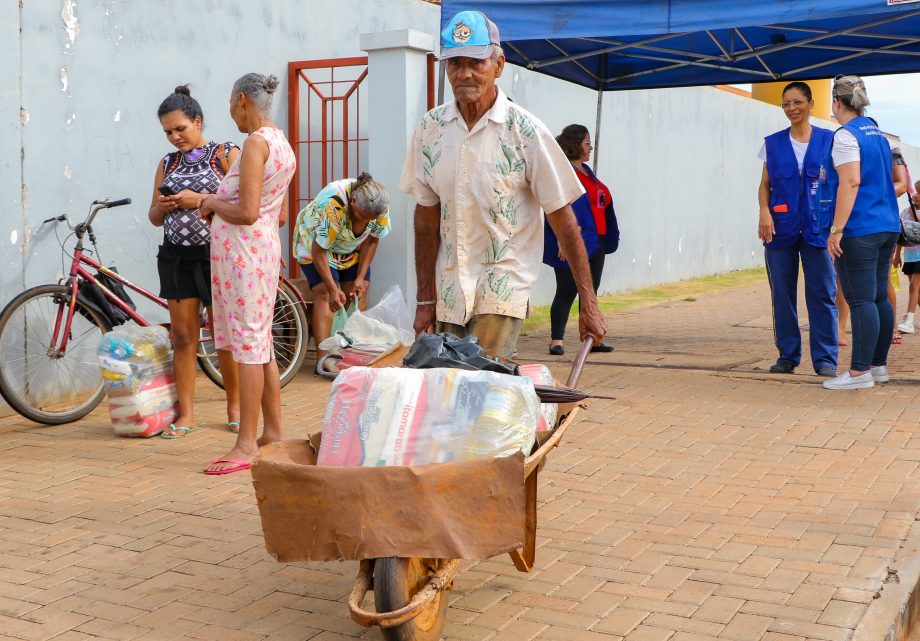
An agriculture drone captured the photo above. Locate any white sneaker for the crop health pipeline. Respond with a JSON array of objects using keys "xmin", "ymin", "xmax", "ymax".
[
  {"xmin": 898, "ymin": 315, "xmax": 915, "ymax": 334},
  {"xmin": 871, "ymin": 366, "xmax": 890, "ymax": 383},
  {"xmin": 823, "ymin": 371, "xmax": 875, "ymax": 390}
]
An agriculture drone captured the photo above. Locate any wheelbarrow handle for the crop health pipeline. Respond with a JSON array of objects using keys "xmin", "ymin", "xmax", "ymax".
[{"xmin": 564, "ymin": 338, "xmax": 594, "ymax": 389}]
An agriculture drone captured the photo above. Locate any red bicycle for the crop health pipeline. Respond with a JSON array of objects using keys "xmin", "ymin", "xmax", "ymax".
[{"xmin": 0, "ymin": 198, "xmax": 310, "ymax": 425}]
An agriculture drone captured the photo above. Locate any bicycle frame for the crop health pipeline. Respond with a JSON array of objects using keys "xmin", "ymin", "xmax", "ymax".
[
  {"xmin": 52, "ymin": 247, "xmax": 162, "ymax": 355},
  {"xmin": 51, "ymin": 224, "xmax": 309, "ymax": 355}
]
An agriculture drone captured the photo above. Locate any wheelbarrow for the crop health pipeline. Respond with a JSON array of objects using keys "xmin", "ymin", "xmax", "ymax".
[{"xmin": 251, "ymin": 338, "xmax": 594, "ymax": 641}]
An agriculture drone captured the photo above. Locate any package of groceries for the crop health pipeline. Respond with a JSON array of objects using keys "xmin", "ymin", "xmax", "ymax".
[
  {"xmin": 519, "ymin": 364, "xmax": 558, "ymax": 432},
  {"xmin": 318, "ymin": 285, "xmax": 415, "ymax": 361},
  {"xmin": 317, "ymin": 367, "xmax": 540, "ymax": 466},
  {"xmin": 97, "ymin": 325, "xmax": 178, "ymax": 437}
]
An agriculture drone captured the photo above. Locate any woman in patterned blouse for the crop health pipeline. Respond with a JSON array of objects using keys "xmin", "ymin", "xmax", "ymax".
[
  {"xmin": 292, "ymin": 173, "xmax": 391, "ymax": 374},
  {"xmin": 148, "ymin": 86, "xmax": 240, "ymax": 438}
]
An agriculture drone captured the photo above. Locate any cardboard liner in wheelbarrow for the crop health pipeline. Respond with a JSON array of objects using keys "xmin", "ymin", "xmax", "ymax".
[{"xmin": 251, "ymin": 436, "xmax": 526, "ymax": 563}]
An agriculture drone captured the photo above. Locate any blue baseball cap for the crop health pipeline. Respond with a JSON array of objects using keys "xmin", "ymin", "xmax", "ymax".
[{"xmin": 440, "ymin": 10, "xmax": 501, "ymax": 60}]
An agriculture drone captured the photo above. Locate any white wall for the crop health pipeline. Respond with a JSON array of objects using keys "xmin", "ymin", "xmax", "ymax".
[
  {"xmin": 3, "ymin": 0, "xmax": 918, "ymax": 314},
  {"xmin": 493, "ymin": 67, "xmax": 920, "ymax": 305},
  {"xmin": 0, "ymin": 0, "xmax": 439, "ymax": 319}
]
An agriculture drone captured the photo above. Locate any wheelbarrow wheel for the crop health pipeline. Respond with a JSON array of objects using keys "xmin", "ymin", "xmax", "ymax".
[{"xmin": 374, "ymin": 557, "xmax": 447, "ymax": 641}]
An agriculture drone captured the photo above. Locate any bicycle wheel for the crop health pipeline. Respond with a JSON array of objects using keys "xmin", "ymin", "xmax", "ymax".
[
  {"xmin": 197, "ymin": 279, "xmax": 309, "ymax": 389},
  {"xmin": 0, "ymin": 284, "xmax": 110, "ymax": 424}
]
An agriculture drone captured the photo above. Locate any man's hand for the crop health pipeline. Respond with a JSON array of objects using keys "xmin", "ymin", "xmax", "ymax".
[
  {"xmin": 893, "ymin": 249, "xmax": 903, "ymax": 268},
  {"xmin": 547, "ymin": 204, "xmax": 608, "ymax": 345},
  {"xmin": 413, "ymin": 304, "xmax": 436, "ymax": 336},
  {"xmin": 578, "ymin": 297, "xmax": 607, "ymax": 345}
]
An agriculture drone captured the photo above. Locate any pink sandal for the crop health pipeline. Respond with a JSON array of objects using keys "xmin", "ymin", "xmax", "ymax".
[{"xmin": 203, "ymin": 458, "xmax": 251, "ymax": 475}]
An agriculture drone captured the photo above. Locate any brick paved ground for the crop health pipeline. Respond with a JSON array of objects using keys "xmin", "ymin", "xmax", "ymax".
[{"xmin": 2, "ymin": 275, "xmax": 920, "ymax": 640}]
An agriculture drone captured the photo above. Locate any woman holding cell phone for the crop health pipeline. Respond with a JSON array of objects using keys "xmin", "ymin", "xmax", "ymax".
[{"xmin": 147, "ymin": 85, "xmax": 240, "ymax": 438}]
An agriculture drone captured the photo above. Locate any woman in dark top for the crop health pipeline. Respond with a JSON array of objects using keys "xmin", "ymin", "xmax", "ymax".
[
  {"xmin": 544, "ymin": 124, "xmax": 619, "ymax": 355},
  {"xmin": 147, "ymin": 86, "xmax": 240, "ymax": 436}
]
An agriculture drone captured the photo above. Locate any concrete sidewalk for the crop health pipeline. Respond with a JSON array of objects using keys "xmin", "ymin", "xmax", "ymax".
[{"xmin": 2, "ymin": 275, "xmax": 920, "ymax": 641}]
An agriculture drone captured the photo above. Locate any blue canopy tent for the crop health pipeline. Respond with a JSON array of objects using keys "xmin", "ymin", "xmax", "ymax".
[{"xmin": 440, "ymin": 0, "xmax": 920, "ymax": 159}]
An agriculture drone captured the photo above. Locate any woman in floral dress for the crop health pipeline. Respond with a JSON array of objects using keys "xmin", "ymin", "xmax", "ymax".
[{"xmin": 198, "ymin": 73, "xmax": 296, "ymax": 475}]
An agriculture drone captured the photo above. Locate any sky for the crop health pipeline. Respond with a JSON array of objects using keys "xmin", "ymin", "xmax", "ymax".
[{"xmin": 862, "ymin": 73, "xmax": 920, "ymax": 147}]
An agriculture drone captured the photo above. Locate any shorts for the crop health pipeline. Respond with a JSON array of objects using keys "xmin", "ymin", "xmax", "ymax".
[
  {"xmin": 301, "ymin": 261, "xmax": 372, "ymax": 289},
  {"xmin": 903, "ymin": 261, "xmax": 920, "ymax": 276},
  {"xmin": 157, "ymin": 242, "xmax": 212, "ymax": 306},
  {"xmin": 438, "ymin": 314, "xmax": 523, "ymax": 359}
]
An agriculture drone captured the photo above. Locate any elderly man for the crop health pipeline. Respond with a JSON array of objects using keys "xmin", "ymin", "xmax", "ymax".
[{"xmin": 400, "ymin": 10, "xmax": 607, "ymax": 358}]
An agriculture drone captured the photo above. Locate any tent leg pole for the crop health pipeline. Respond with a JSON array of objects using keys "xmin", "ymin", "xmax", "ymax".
[{"xmin": 594, "ymin": 87, "xmax": 603, "ymax": 173}]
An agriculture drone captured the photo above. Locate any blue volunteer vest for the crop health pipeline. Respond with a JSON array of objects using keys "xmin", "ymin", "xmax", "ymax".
[
  {"xmin": 816, "ymin": 116, "xmax": 900, "ymax": 238},
  {"xmin": 764, "ymin": 126, "xmax": 834, "ymax": 248}
]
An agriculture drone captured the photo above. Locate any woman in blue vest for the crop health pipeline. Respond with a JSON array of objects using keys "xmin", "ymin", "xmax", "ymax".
[
  {"xmin": 544, "ymin": 124, "xmax": 620, "ymax": 355},
  {"xmin": 757, "ymin": 81, "xmax": 837, "ymax": 377},
  {"xmin": 819, "ymin": 75, "xmax": 901, "ymax": 390}
]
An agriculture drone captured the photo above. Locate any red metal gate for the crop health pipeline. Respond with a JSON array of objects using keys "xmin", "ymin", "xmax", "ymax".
[
  {"xmin": 287, "ymin": 54, "xmax": 437, "ymax": 278},
  {"xmin": 287, "ymin": 57, "xmax": 369, "ymax": 277}
]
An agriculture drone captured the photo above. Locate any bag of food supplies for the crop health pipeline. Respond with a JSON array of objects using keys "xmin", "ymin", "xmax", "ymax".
[
  {"xmin": 519, "ymin": 363, "xmax": 558, "ymax": 432},
  {"xmin": 316, "ymin": 366, "xmax": 540, "ymax": 467},
  {"xmin": 97, "ymin": 325, "xmax": 178, "ymax": 437}
]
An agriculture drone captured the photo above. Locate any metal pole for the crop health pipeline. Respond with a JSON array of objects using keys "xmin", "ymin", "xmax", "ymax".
[
  {"xmin": 437, "ymin": 60, "xmax": 446, "ymax": 106},
  {"xmin": 593, "ymin": 88, "xmax": 603, "ymax": 174},
  {"xmin": 593, "ymin": 55, "xmax": 607, "ymax": 173}
]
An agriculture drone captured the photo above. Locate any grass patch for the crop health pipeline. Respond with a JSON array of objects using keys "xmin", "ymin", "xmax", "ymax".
[{"xmin": 523, "ymin": 267, "xmax": 766, "ymax": 333}]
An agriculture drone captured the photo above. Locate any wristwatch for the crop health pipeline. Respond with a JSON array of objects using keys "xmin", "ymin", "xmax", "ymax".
[{"xmin": 829, "ymin": 225, "xmax": 844, "ymax": 234}]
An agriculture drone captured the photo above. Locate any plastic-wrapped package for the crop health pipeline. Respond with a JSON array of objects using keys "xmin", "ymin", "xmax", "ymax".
[
  {"xmin": 317, "ymin": 367, "xmax": 539, "ymax": 467},
  {"xmin": 97, "ymin": 325, "xmax": 178, "ymax": 437},
  {"xmin": 519, "ymin": 364, "xmax": 559, "ymax": 432},
  {"xmin": 318, "ymin": 286, "xmax": 415, "ymax": 357}
]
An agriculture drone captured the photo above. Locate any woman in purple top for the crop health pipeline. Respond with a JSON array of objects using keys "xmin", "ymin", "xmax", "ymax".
[{"xmin": 147, "ymin": 86, "xmax": 240, "ymax": 438}]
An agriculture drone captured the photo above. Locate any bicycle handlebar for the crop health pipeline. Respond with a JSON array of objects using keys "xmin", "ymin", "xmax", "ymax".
[{"xmin": 91, "ymin": 197, "xmax": 132, "ymax": 208}]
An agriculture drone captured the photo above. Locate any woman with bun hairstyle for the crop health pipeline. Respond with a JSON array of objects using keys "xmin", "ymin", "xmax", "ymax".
[
  {"xmin": 291, "ymin": 172, "xmax": 391, "ymax": 374},
  {"xmin": 148, "ymin": 85, "xmax": 240, "ymax": 439},
  {"xmin": 198, "ymin": 73, "xmax": 296, "ymax": 474},
  {"xmin": 756, "ymin": 81, "xmax": 837, "ymax": 377},
  {"xmin": 819, "ymin": 75, "xmax": 901, "ymax": 390}
]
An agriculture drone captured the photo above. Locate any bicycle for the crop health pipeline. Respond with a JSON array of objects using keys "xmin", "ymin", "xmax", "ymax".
[{"xmin": 0, "ymin": 197, "xmax": 310, "ymax": 425}]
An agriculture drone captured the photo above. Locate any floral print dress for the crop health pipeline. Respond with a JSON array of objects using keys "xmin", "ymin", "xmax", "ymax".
[{"xmin": 210, "ymin": 127, "xmax": 296, "ymax": 364}]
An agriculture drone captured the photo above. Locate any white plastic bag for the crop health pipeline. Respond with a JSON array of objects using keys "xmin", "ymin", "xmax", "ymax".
[
  {"xmin": 359, "ymin": 285, "xmax": 414, "ymax": 341},
  {"xmin": 319, "ymin": 285, "xmax": 414, "ymax": 355},
  {"xmin": 97, "ymin": 325, "xmax": 177, "ymax": 437},
  {"xmin": 317, "ymin": 366, "xmax": 540, "ymax": 467}
]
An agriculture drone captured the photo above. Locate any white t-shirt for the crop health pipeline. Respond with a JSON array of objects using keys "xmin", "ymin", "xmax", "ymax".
[
  {"xmin": 757, "ymin": 134, "xmax": 809, "ymax": 173},
  {"xmin": 831, "ymin": 129, "xmax": 860, "ymax": 167}
]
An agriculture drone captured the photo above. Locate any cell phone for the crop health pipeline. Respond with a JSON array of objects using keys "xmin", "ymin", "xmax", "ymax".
[{"xmin": 158, "ymin": 185, "xmax": 176, "ymax": 197}]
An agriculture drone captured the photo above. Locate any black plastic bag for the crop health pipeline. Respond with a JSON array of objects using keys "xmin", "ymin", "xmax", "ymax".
[
  {"xmin": 76, "ymin": 268, "xmax": 136, "ymax": 328},
  {"xmin": 402, "ymin": 332, "xmax": 519, "ymax": 375}
]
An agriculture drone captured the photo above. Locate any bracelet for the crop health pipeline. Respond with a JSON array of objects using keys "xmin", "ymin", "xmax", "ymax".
[{"xmin": 416, "ymin": 300, "xmax": 437, "ymax": 306}]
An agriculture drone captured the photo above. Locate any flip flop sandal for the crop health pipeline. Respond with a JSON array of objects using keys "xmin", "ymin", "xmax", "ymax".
[
  {"xmin": 227, "ymin": 422, "xmax": 240, "ymax": 434},
  {"xmin": 893, "ymin": 335, "xmax": 903, "ymax": 345},
  {"xmin": 161, "ymin": 424, "xmax": 195, "ymax": 439},
  {"xmin": 203, "ymin": 458, "xmax": 252, "ymax": 475}
]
